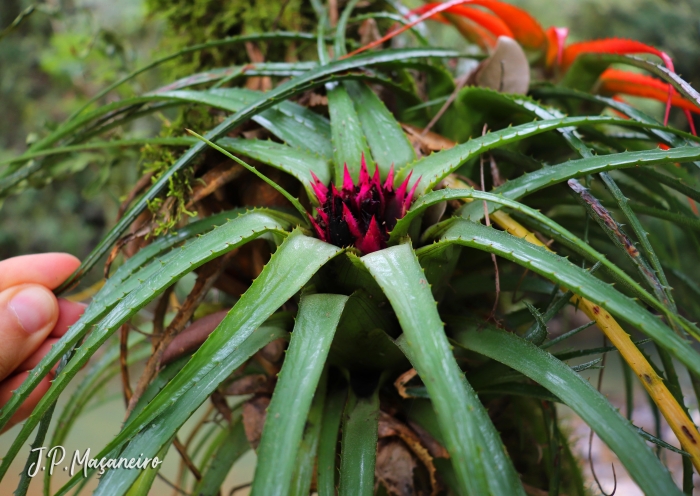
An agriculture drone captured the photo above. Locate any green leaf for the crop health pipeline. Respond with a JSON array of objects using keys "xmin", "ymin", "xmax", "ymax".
[
  {"xmin": 290, "ymin": 371, "xmax": 327, "ymax": 496},
  {"xmin": 0, "ymin": 209, "xmax": 236, "ymax": 436},
  {"xmin": 328, "ymin": 84, "xmax": 375, "ymax": 183},
  {"xmin": 362, "ymin": 244, "xmax": 525, "ymax": 496},
  {"xmin": 400, "ymin": 188, "xmax": 676, "ymax": 330},
  {"xmin": 66, "ymin": 32, "xmax": 320, "ymax": 121},
  {"xmin": 218, "ymin": 137, "xmax": 331, "ymax": 198},
  {"xmin": 188, "ymin": 130, "xmax": 311, "ymax": 224},
  {"xmin": 344, "ymin": 81, "xmax": 416, "ymax": 177},
  {"xmin": 252, "ymin": 294, "xmax": 348, "ymax": 495},
  {"xmin": 82, "ymin": 231, "xmax": 342, "ymax": 495},
  {"xmin": 46, "ymin": 336, "xmax": 151, "ymax": 493},
  {"xmin": 334, "ymin": 0, "xmax": 361, "ymax": 57},
  {"xmin": 14, "ymin": 135, "xmax": 329, "ymax": 200},
  {"xmin": 453, "ymin": 323, "xmax": 683, "ymax": 495},
  {"xmin": 0, "ymin": 137, "xmax": 194, "ymax": 166},
  {"xmin": 317, "ymin": 386, "xmax": 347, "ymax": 496},
  {"xmin": 562, "ymin": 53, "xmax": 700, "ymax": 109},
  {"xmin": 397, "ymin": 115, "xmax": 698, "ymax": 195},
  {"xmin": 426, "ymin": 220, "xmax": 700, "ymax": 378},
  {"xmin": 55, "ymin": 47, "xmax": 465, "ymax": 291},
  {"xmin": 123, "ymin": 442, "xmax": 171, "ymax": 496},
  {"xmin": 80, "ymin": 318, "xmax": 287, "ymax": 495},
  {"xmin": 193, "ymin": 419, "xmax": 249, "ymax": 496},
  {"xmin": 459, "ymin": 146, "xmax": 700, "ymax": 221},
  {"xmin": 338, "ymin": 387, "xmax": 380, "ymax": 496},
  {"xmin": 205, "ymin": 87, "xmax": 333, "ymax": 158},
  {"xmin": 329, "ymin": 291, "xmax": 407, "ymax": 373},
  {"xmin": 0, "ymin": 210, "xmax": 295, "ymax": 478},
  {"xmin": 531, "ymin": 86, "xmax": 696, "ymax": 150}
]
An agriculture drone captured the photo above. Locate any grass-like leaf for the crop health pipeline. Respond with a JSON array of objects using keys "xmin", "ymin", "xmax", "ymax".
[
  {"xmin": 453, "ymin": 322, "xmax": 683, "ymax": 495},
  {"xmin": 0, "ymin": 210, "xmax": 294, "ymax": 478},
  {"xmin": 316, "ymin": 386, "xmax": 347, "ymax": 495},
  {"xmin": 425, "ymin": 220, "xmax": 700, "ymax": 377},
  {"xmin": 52, "ymin": 47, "xmax": 464, "ymax": 292},
  {"xmin": 399, "ymin": 115, "xmax": 698, "ymax": 194},
  {"xmin": 459, "ymin": 146, "xmax": 700, "ymax": 221},
  {"xmin": 90, "ymin": 320, "xmax": 289, "ymax": 496},
  {"xmin": 192, "ymin": 419, "xmax": 249, "ymax": 496}
]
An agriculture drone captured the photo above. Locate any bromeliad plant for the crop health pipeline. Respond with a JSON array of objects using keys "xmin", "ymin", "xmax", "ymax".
[{"xmin": 3, "ymin": 0, "xmax": 700, "ymax": 494}]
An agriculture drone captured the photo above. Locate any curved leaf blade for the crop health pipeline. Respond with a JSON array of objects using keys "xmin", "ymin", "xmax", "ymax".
[
  {"xmin": 251, "ymin": 294, "xmax": 348, "ymax": 495},
  {"xmin": 0, "ymin": 210, "xmax": 295, "ymax": 478},
  {"xmin": 338, "ymin": 387, "xmax": 380, "ymax": 496},
  {"xmin": 428, "ymin": 220, "xmax": 700, "ymax": 378},
  {"xmin": 398, "ymin": 116, "xmax": 700, "ymax": 194},
  {"xmin": 362, "ymin": 244, "xmax": 525, "ymax": 496},
  {"xmin": 218, "ymin": 137, "xmax": 330, "ymax": 197},
  {"xmin": 90, "ymin": 320, "xmax": 288, "ymax": 496},
  {"xmin": 459, "ymin": 146, "xmax": 700, "ymax": 221},
  {"xmin": 453, "ymin": 323, "xmax": 682, "ymax": 496},
  {"xmin": 328, "ymin": 84, "xmax": 375, "ymax": 183},
  {"xmin": 81, "ymin": 232, "xmax": 342, "ymax": 495}
]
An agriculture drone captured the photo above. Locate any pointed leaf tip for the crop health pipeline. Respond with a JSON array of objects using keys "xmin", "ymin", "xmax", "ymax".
[
  {"xmin": 384, "ymin": 164, "xmax": 395, "ymax": 192},
  {"xmin": 356, "ymin": 216, "xmax": 382, "ymax": 253},
  {"xmin": 343, "ymin": 163, "xmax": 354, "ymax": 192},
  {"xmin": 359, "ymin": 154, "xmax": 370, "ymax": 186}
]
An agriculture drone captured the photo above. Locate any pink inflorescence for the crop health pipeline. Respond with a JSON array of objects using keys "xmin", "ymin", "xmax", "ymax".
[{"xmin": 308, "ymin": 154, "xmax": 419, "ymax": 254}]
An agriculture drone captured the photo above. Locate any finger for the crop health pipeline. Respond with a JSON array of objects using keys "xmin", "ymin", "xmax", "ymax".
[
  {"xmin": 51, "ymin": 299, "xmax": 87, "ymax": 338},
  {"xmin": 15, "ymin": 338, "xmax": 61, "ymax": 373},
  {"xmin": 0, "ymin": 372, "xmax": 52, "ymax": 434},
  {"xmin": 0, "ymin": 253, "xmax": 80, "ymax": 292},
  {"xmin": 0, "ymin": 284, "xmax": 59, "ymax": 381}
]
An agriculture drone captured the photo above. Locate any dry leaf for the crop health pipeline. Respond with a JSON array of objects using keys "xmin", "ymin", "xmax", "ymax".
[
  {"xmin": 475, "ymin": 36, "xmax": 530, "ymax": 94},
  {"xmin": 359, "ymin": 18, "xmax": 381, "ymax": 46},
  {"xmin": 406, "ymin": 420, "xmax": 450, "ymax": 460},
  {"xmin": 161, "ymin": 310, "xmax": 229, "ymax": 365},
  {"xmin": 225, "ymin": 374, "xmax": 275, "ymax": 395},
  {"xmin": 242, "ymin": 395, "xmax": 270, "ymax": 450},
  {"xmin": 375, "ymin": 439, "xmax": 417, "ymax": 496},
  {"xmin": 259, "ymin": 338, "xmax": 286, "ymax": 363},
  {"xmin": 401, "ymin": 123, "xmax": 457, "ymax": 154},
  {"xmin": 394, "ymin": 368, "xmax": 419, "ymax": 399},
  {"xmin": 378, "ymin": 411, "xmax": 443, "ymax": 495}
]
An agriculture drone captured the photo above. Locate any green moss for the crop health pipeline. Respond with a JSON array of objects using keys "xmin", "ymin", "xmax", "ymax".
[
  {"xmin": 139, "ymin": 0, "xmax": 319, "ymax": 235},
  {"xmin": 140, "ymin": 106, "xmax": 212, "ymax": 236},
  {"xmin": 146, "ymin": 0, "xmax": 316, "ymax": 78}
]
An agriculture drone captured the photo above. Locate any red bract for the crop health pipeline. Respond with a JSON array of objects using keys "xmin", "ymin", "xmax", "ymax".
[
  {"xmin": 408, "ymin": 3, "xmax": 513, "ymax": 50},
  {"xmin": 409, "ymin": 1, "xmax": 545, "ymax": 50},
  {"xmin": 599, "ymin": 69, "xmax": 700, "ymax": 114},
  {"xmin": 559, "ymin": 38, "xmax": 674, "ymax": 72},
  {"xmin": 307, "ymin": 155, "xmax": 418, "ymax": 254}
]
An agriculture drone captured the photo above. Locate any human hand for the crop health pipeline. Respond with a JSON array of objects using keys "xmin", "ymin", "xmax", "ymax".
[{"xmin": 0, "ymin": 253, "xmax": 86, "ymax": 432}]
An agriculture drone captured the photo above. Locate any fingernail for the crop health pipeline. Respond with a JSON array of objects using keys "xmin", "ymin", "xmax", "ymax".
[{"xmin": 9, "ymin": 287, "xmax": 55, "ymax": 334}]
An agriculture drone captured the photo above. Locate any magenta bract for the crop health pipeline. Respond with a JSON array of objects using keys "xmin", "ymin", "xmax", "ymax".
[{"xmin": 308, "ymin": 155, "xmax": 418, "ymax": 254}]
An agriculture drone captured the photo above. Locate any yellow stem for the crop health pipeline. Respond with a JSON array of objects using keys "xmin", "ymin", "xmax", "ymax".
[
  {"xmin": 447, "ymin": 178, "xmax": 700, "ymax": 470},
  {"xmin": 64, "ymin": 279, "xmax": 105, "ymax": 302}
]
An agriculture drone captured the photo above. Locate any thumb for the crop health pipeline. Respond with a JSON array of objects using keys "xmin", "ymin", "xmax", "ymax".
[{"xmin": 0, "ymin": 284, "xmax": 59, "ymax": 381}]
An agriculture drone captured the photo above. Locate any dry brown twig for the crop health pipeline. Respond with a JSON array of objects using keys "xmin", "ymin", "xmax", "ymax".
[
  {"xmin": 173, "ymin": 436, "xmax": 202, "ymax": 482},
  {"xmin": 394, "ymin": 368, "xmax": 418, "ymax": 399},
  {"xmin": 119, "ymin": 324, "xmax": 133, "ymax": 407},
  {"xmin": 125, "ymin": 253, "xmax": 234, "ymax": 417}
]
